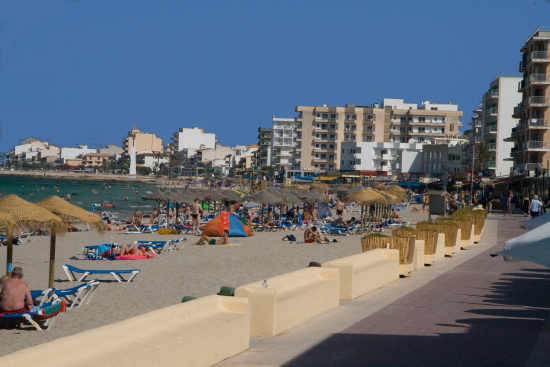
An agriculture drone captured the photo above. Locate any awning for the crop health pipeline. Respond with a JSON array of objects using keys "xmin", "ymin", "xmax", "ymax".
[
  {"xmin": 492, "ymin": 175, "xmax": 528, "ymax": 186},
  {"xmin": 314, "ymin": 176, "xmax": 339, "ymax": 181}
]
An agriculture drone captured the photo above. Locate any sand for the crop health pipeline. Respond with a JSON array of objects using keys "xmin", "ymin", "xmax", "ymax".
[{"xmin": 0, "ymin": 204, "xmax": 431, "ymax": 356}]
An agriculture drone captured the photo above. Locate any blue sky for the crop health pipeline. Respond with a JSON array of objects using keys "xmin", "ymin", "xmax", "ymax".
[{"xmin": 0, "ymin": 1, "xmax": 549, "ymax": 152}]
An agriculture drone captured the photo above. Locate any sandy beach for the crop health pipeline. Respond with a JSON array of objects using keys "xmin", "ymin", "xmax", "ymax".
[{"xmin": 0, "ymin": 204, "xmax": 432, "ymax": 357}]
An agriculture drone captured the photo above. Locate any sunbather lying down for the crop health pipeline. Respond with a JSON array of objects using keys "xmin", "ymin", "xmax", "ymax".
[
  {"xmin": 193, "ymin": 230, "xmax": 229, "ymax": 245},
  {"xmin": 111, "ymin": 242, "xmax": 155, "ymax": 258}
]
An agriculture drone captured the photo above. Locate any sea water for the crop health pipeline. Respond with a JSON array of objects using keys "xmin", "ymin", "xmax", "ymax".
[{"xmin": 0, "ymin": 175, "xmax": 158, "ymax": 220}]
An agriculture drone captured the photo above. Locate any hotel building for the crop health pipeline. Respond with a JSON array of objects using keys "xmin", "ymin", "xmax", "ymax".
[
  {"xmin": 479, "ymin": 76, "xmax": 521, "ymax": 177},
  {"xmin": 295, "ymin": 98, "xmax": 463, "ymax": 171},
  {"xmin": 509, "ymin": 29, "xmax": 550, "ymax": 175}
]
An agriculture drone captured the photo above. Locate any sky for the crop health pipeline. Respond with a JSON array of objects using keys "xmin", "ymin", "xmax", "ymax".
[{"xmin": 0, "ymin": 0, "xmax": 549, "ymax": 153}]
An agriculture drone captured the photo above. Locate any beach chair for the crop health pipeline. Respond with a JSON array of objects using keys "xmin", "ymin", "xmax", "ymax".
[
  {"xmin": 0, "ymin": 299, "xmax": 67, "ymax": 331},
  {"xmin": 83, "ymin": 243, "xmax": 118, "ymax": 255},
  {"xmin": 137, "ymin": 238, "xmax": 187, "ymax": 254},
  {"xmin": 62, "ymin": 264, "xmax": 141, "ymax": 283},
  {"xmin": 30, "ymin": 288, "xmax": 56, "ymax": 311},
  {"xmin": 53, "ymin": 280, "xmax": 100, "ymax": 309}
]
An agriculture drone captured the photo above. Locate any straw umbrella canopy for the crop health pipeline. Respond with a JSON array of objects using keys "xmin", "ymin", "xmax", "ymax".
[
  {"xmin": 0, "ymin": 194, "xmax": 66, "ymax": 287},
  {"xmin": 36, "ymin": 196, "xmax": 106, "ymax": 231},
  {"xmin": 246, "ymin": 190, "xmax": 280, "ymax": 205},
  {"xmin": 330, "ymin": 185, "xmax": 359, "ymax": 198},
  {"xmin": 342, "ymin": 188, "xmax": 388, "ymax": 205},
  {"xmin": 310, "ymin": 182, "xmax": 330, "ymax": 192},
  {"xmin": 372, "ymin": 189, "xmax": 400, "ymax": 205},
  {"xmin": 308, "ymin": 189, "xmax": 330, "ymax": 204},
  {"xmin": 278, "ymin": 188, "xmax": 304, "ymax": 206},
  {"xmin": 375, "ymin": 184, "xmax": 408, "ymax": 202}
]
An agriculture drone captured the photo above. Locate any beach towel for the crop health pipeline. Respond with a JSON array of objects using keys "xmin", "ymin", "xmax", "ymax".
[{"xmin": 116, "ymin": 253, "xmax": 156, "ymax": 260}]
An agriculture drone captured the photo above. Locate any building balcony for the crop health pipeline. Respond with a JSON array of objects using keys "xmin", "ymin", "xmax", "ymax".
[
  {"xmin": 343, "ymin": 128, "xmax": 357, "ymax": 132},
  {"xmin": 530, "ymin": 51, "xmax": 550, "ymax": 62},
  {"xmin": 489, "ymin": 143, "xmax": 497, "ymax": 151},
  {"xmin": 486, "ymin": 107, "xmax": 498, "ymax": 116},
  {"xmin": 519, "ymin": 60, "xmax": 526, "ymax": 72},
  {"xmin": 527, "ymin": 140, "xmax": 547, "ymax": 150},
  {"xmin": 486, "ymin": 161, "xmax": 496, "ymax": 169},
  {"xmin": 525, "ymin": 118, "xmax": 550, "ymax": 128},
  {"xmin": 518, "ymin": 80, "xmax": 525, "ymax": 92},
  {"xmin": 362, "ymin": 129, "xmax": 374, "ymax": 134},
  {"xmin": 485, "ymin": 90, "xmax": 499, "ymax": 100},
  {"xmin": 484, "ymin": 125, "xmax": 497, "ymax": 134},
  {"xmin": 527, "ymin": 74, "xmax": 550, "ymax": 85},
  {"xmin": 527, "ymin": 96, "xmax": 550, "ymax": 107},
  {"xmin": 513, "ymin": 104, "xmax": 524, "ymax": 119},
  {"xmin": 314, "ymin": 127, "xmax": 337, "ymax": 132},
  {"xmin": 314, "ymin": 117, "xmax": 337, "ymax": 122}
]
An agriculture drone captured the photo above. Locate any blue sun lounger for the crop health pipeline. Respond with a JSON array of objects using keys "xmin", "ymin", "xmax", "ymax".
[
  {"xmin": 31, "ymin": 280, "xmax": 100, "ymax": 310},
  {"xmin": 0, "ymin": 299, "xmax": 67, "ymax": 330},
  {"xmin": 62, "ymin": 264, "xmax": 141, "ymax": 283}
]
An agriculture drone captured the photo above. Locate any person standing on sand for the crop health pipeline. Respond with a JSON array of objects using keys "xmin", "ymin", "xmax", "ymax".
[
  {"xmin": 191, "ymin": 198, "xmax": 203, "ymax": 236},
  {"xmin": 0, "ymin": 267, "xmax": 33, "ymax": 314},
  {"xmin": 503, "ymin": 193, "xmax": 514, "ymax": 220}
]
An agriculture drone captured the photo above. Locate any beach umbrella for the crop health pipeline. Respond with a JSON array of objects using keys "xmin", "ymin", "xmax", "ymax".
[
  {"xmin": 330, "ymin": 186, "xmax": 359, "ymax": 197},
  {"xmin": 0, "ymin": 195, "xmax": 66, "ymax": 288},
  {"xmin": 375, "ymin": 184, "xmax": 408, "ymax": 202},
  {"xmin": 343, "ymin": 188, "xmax": 387, "ymax": 204},
  {"xmin": 245, "ymin": 190, "xmax": 280, "ymax": 205},
  {"xmin": 491, "ymin": 237, "xmax": 550, "ymax": 268},
  {"xmin": 243, "ymin": 202, "xmax": 261, "ymax": 209},
  {"xmin": 277, "ymin": 189, "xmax": 304, "ymax": 206},
  {"xmin": 35, "ymin": 196, "xmax": 106, "ymax": 231},
  {"xmin": 310, "ymin": 182, "xmax": 330, "ymax": 192},
  {"xmin": 373, "ymin": 189, "xmax": 400, "ymax": 205}
]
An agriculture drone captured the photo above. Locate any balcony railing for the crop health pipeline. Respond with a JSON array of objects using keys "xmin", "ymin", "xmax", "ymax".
[
  {"xmin": 519, "ymin": 60, "xmax": 526, "ymax": 71},
  {"xmin": 485, "ymin": 90, "xmax": 498, "ymax": 99},
  {"xmin": 489, "ymin": 143, "xmax": 497, "ymax": 150},
  {"xmin": 486, "ymin": 107, "xmax": 498, "ymax": 115},
  {"xmin": 518, "ymin": 80, "xmax": 525, "ymax": 92},
  {"xmin": 529, "ymin": 74, "xmax": 550, "ymax": 83},
  {"xmin": 528, "ymin": 96, "xmax": 550, "ymax": 105},
  {"xmin": 517, "ymin": 163, "xmax": 543, "ymax": 173},
  {"xmin": 530, "ymin": 51, "xmax": 550, "ymax": 61},
  {"xmin": 528, "ymin": 141, "xmax": 546, "ymax": 149},
  {"xmin": 526, "ymin": 118, "xmax": 549, "ymax": 127},
  {"xmin": 485, "ymin": 125, "xmax": 497, "ymax": 133}
]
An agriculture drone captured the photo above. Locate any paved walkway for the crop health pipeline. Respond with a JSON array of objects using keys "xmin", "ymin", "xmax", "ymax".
[{"xmin": 217, "ymin": 214, "xmax": 550, "ymax": 367}]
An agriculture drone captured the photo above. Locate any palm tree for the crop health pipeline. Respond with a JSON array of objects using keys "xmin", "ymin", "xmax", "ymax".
[{"xmin": 475, "ymin": 141, "xmax": 491, "ymax": 172}]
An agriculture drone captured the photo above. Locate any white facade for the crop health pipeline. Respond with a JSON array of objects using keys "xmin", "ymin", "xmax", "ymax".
[
  {"xmin": 8, "ymin": 138, "xmax": 60, "ymax": 163},
  {"xmin": 270, "ymin": 117, "xmax": 299, "ymax": 172},
  {"xmin": 383, "ymin": 98, "xmax": 459, "ymax": 112},
  {"xmin": 60, "ymin": 145, "xmax": 98, "ymax": 163},
  {"xmin": 340, "ymin": 142, "xmax": 424, "ymax": 176},
  {"xmin": 136, "ymin": 153, "xmax": 169, "ymax": 170},
  {"xmin": 482, "ymin": 76, "xmax": 522, "ymax": 176},
  {"xmin": 172, "ymin": 127, "xmax": 217, "ymax": 157}
]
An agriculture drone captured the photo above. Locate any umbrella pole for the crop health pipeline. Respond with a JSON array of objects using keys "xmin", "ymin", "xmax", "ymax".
[
  {"xmin": 48, "ymin": 230, "xmax": 56, "ymax": 288},
  {"xmin": 5, "ymin": 226, "xmax": 13, "ymax": 276},
  {"xmin": 361, "ymin": 204, "xmax": 364, "ymax": 235}
]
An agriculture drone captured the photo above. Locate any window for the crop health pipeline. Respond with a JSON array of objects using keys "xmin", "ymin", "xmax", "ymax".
[
  {"xmin": 330, "ymin": 113, "xmax": 337, "ymax": 119},
  {"xmin": 442, "ymin": 118, "xmax": 446, "ymax": 122},
  {"xmin": 346, "ymin": 114, "xmax": 356, "ymax": 120},
  {"xmin": 450, "ymin": 124, "xmax": 454, "ymax": 131},
  {"xmin": 418, "ymin": 127, "xmax": 425, "ymax": 133},
  {"xmin": 431, "ymin": 107, "xmax": 437, "ymax": 110},
  {"xmin": 381, "ymin": 149, "xmax": 388, "ymax": 154},
  {"xmin": 329, "ymin": 154, "xmax": 335, "ymax": 160},
  {"xmin": 418, "ymin": 137, "xmax": 425, "ymax": 142},
  {"xmin": 418, "ymin": 117, "xmax": 425, "ymax": 122},
  {"xmin": 329, "ymin": 134, "xmax": 336, "ymax": 139},
  {"xmin": 400, "ymin": 117, "xmax": 407, "ymax": 123},
  {"xmin": 365, "ymin": 136, "xmax": 373, "ymax": 142},
  {"xmin": 364, "ymin": 114, "xmax": 374, "ymax": 121}
]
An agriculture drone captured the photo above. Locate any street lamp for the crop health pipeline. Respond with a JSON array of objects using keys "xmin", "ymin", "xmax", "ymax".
[{"xmin": 470, "ymin": 144, "xmax": 476, "ymax": 204}]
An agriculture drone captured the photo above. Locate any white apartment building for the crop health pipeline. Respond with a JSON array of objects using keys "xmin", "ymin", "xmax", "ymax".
[
  {"xmin": 60, "ymin": 145, "xmax": 98, "ymax": 163},
  {"xmin": 270, "ymin": 117, "xmax": 300, "ymax": 173},
  {"xmin": 482, "ymin": 76, "xmax": 522, "ymax": 177},
  {"xmin": 340, "ymin": 142, "xmax": 424, "ymax": 178},
  {"xmin": 171, "ymin": 127, "xmax": 217, "ymax": 157},
  {"xmin": 7, "ymin": 138, "xmax": 60, "ymax": 164}
]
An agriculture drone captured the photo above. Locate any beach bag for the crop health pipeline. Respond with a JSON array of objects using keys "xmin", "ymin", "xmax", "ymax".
[{"xmin": 283, "ymin": 234, "xmax": 296, "ymax": 241}]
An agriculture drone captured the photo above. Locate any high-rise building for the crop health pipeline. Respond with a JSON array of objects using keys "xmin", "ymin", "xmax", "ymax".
[
  {"xmin": 270, "ymin": 117, "xmax": 299, "ymax": 174},
  {"xmin": 123, "ymin": 127, "xmax": 163, "ymax": 157},
  {"xmin": 295, "ymin": 99, "xmax": 463, "ymax": 171},
  {"xmin": 478, "ymin": 76, "xmax": 521, "ymax": 177},
  {"xmin": 509, "ymin": 29, "xmax": 550, "ymax": 175},
  {"xmin": 256, "ymin": 127, "xmax": 272, "ymax": 168}
]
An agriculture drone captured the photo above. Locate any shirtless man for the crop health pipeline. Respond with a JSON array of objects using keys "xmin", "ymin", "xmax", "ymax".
[
  {"xmin": 0, "ymin": 267, "xmax": 33, "ymax": 314},
  {"xmin": 335, "ymin": 199, "xmax": 345, "ymax": 218},
  {"xmin": 194, "ymin": 230, "xmax": 230, "ymax": 245},
  {"xmin": 191, "ymin": 198, "xmax": 203, "ymax": 236},
  {"xmin": 304, "ymin": 226, "xmax": 324, "ymax": 243}
]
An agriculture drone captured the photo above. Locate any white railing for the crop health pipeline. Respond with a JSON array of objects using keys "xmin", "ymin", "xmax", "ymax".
[{"xmin": 528, "ymin": 141, "xmax": 546, "ymax": 149}]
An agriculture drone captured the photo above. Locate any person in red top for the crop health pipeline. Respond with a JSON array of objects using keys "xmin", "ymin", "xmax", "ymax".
[{"xmin": 0, "ymin": 267, "xmax": 33, "ymax": 314}]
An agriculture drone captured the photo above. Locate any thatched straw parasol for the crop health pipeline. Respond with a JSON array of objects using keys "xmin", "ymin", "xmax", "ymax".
[
  {"xmin": 330, "ymin": 185, "xmax": 359, "ymax": 197},
  {"xmin": 36, "ymin": 196, "xmax": 106, "ymax": 231},
  {"xmin": 310, "ymin": 182, "xmax": 330, "ymax": 192},
  {"xmin": 372, "ymin": 189, "xmax": 400, "ymax": 205},
  {"xmin": 0, "ymin": 195, "xmax": 66, "ymax": 287},
  {"xmin": 375, "ymin": 184, "xmax": 408, "ymax": 202},
  {"xmin": 342, "ymin": 188, "xmax": 387, "ymax": 205},
  {"xmin": 245, "ymin": 190, "xmax": 280, "ymax": 205}
]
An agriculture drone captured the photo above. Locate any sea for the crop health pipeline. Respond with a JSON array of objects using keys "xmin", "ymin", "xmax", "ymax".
[{"xmin": 0, "ymin": 175, "xmax": 158, "ymax": 220}]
